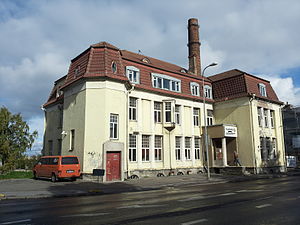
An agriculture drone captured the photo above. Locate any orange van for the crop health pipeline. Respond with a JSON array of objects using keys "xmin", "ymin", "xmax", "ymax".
[{"xmin": 33, "ymin": 155, "xmax": 81, "ymax": 182}]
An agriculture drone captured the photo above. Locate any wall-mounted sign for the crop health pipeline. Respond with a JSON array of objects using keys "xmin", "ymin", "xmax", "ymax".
[{"xmin": 224, "ymin": 126, "xmax": 237, "ymax": 137}]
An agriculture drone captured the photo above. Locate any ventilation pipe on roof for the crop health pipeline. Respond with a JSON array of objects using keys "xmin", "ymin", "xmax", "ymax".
[{"xmin": 188, "ymin": 18, "xmax": 201, "ymax": 75}]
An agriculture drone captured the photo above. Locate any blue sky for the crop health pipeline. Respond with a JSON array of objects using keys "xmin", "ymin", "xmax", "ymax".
[{"xmin": 1, "ymin": 0, "xmax": 300, "ymax": 155}]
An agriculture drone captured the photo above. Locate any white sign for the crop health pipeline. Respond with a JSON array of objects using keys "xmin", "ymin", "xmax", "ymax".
[{"xmin": 224, "ymin": 126, "xmax": 237, "ymax": 137}]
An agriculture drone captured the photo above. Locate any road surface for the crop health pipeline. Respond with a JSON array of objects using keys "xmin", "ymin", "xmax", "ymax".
[{"xmin": 0, "ymin": 176, "xmax": 299, "ymax": 225}]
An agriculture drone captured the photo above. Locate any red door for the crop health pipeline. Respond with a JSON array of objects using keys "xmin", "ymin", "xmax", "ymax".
[{"xmin": 106, "ymin": 152, "xmax": 121, "ymax": 181}]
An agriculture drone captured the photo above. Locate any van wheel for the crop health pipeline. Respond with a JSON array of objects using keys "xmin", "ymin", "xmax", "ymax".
[
  {"xmin": 71, "ymin": 177, "xmax": 77, "ymax": 182},
  {"xmin": 51, "ymin": 173, "xmax": 57, "ymax": 182}
]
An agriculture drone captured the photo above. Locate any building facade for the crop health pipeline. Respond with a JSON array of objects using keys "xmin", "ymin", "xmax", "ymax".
[
  {"xmin": 282, "ymin": 105, "xmax": 300, "ymax": 167},
  {"xmin": 42, "ymin": 18, "xmax": 286, "ymax": 181}
]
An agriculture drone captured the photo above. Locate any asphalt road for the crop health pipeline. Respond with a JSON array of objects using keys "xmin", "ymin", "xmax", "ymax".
[{"xmin": 0, "ymin": 176, "xmax": 299, "ymax": 225}]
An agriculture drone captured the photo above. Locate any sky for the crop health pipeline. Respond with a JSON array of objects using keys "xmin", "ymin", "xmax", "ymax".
[{"xmin": 1, "ymin": 0, "xmax": 300, "ymax": 155}]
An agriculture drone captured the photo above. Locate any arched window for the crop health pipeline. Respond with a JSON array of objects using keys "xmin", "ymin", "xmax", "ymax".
[
  {"xmin": 190, "ymin": 82, "xmax": 200, "ymax": 96},
  {"xmin": 204, "ymin": 85, "xmax": 212, "ymax": 99},
  {"xmin": 111, "ymin": 62, "xmax": 117, "ymax": 74}
]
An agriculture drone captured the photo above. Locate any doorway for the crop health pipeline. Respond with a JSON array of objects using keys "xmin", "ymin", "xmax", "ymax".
[{"xmin": 106, "ymin": 152, "xmax": 121, "ymax": 181}]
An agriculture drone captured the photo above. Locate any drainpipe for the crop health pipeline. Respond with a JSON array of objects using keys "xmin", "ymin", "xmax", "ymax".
[
  {"xmin": 249, "ymin": 94, "xmax": 257, "ymax": 174},
  {"xmin": 125, "ymin": 83, "xmax": 135, "ymax": 179}
]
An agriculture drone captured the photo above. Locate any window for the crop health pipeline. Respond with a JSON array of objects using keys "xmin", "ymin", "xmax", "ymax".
[
  {"xmin": 264, "ymin": 109, "xmax": 268, "ymax": 127},
  {"xmin": 195, "ymin": 137, "xmax": 201, "ymax": 160},
  {"xmin": 154, "ymin": 102, "xmax": 162, "ymax": 123},
  {"xmin": 175, "ymin": 137, "xmax": 181, "ymax": 161},
  {"xmin": 190, "ymin": 82, "xmax": 200, "ymax": 96},
  {"xmin": 112, "ymin": 62, "xmax": 117, "ymax": 73},
  {"xmin": 110, "ymin": 114, "xmax": 118, "ymax": 139},
  {"xmin": 193, "ymin": 108, "xmax": 200, "ymax": 126},
  {"xmin": 152, "ymin": 73, "xmax": 181, "ymax": 92},
  {"xmin": 165, "ymin": 102, "xmax": 172, "ymax": 123},
  {"xmin": 272, "ymin": 138, "xmax": 277, "ymax": 159},
  {"xmin": 129, "ymin": 97, "xmax": 137, "ymax": 121},
  {"xmin": 257, "ymin": 107, "xmax": 262, "ymax": 127},
  {"xmin": 126, "ymin": 66, "xmax": 140, "ymax": 84},
  {"xmin": 270, "ymin": 110, "xmax": 275, "ymax": 128},
  {"xmin": 258, "ymin": 83, "xmax": 267, "ymax": 97},
  {"xmin": 260, "ymin": 137, "xmax": 266, "ymax": 161},
  {"xmin": 207, "ymin": 110, "xmax": 213, "ymax": 126},
  {"xmin": 154, "ymin": 136, "xmax": 163, "ymax": 161},
  {"xmin": 204, "ymin": 85, "xmax": 212, "ymax": 99},
  {"xmin": 48, "ymin": 140, "xmax": 53, "ymax": 155},
  {"xmin": 129, "ymin": 134, "xmax": 137, "ymax": 162},
  {"xmin": 185, "ymin": 137, "xmax": 191, "ymax": 160},
  {"xmin": 175, "ymin": 105, "xmax": 180, "ymax": 125},
  {"xmin": 70, "ymin": 130, "xmax": 75, "ymax": 151},
  {"xmin": 74, "ymin": 65, "xmax": 81, "ymax": 76},
  {"xmin": 61, "ymin": 157, "xmax": 78, "ymax": 165},
  {"xmin": 142, "ymin": 135, "xmax": 150, "ymax": 162}
]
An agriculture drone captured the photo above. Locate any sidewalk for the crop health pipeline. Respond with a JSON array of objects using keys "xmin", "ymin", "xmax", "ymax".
[{"xmin": 0, "ymin": 173, "xmax": 289, "ymax": 200}]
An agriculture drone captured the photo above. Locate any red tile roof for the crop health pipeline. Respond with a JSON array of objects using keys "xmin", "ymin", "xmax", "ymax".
[{"xmin": 209, "ymin": 69, "xmax": 282, "ymax": 104}]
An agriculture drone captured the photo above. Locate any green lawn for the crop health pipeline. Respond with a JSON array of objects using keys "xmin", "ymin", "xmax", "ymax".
[{"xmin": 0, "ymin": 171, "xmax": 33, "ymax": 179}]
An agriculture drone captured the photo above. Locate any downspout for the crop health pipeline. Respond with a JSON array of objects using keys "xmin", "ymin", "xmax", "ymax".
[
  {"xmin": 279, "ymin": 105, "xmax": 287, "ymax": 172},
  {"xmin": 249, "ymin": 94, "xmax": 257, "ymax": 174},
  {"xmin": 125, "ymin": 83, "xmax": 135, "ymax": 179}
]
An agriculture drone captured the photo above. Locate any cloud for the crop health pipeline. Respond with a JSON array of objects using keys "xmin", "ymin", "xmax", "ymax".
[
  {"xmin": 1, "ymin": 0, "xmax": 300, "ymax": 155},
  {"xmin": 261, "ymin": 75, "xmax": 300, "ymax": 106}
]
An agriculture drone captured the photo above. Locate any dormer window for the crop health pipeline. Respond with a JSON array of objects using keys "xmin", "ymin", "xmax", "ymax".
[
  {"xmin": 126, "ymin": 66, "xmax": 140, "ymax": 84},
  {"xmin": 258, "ymin": 83, "xmax": 267, "ymax": 97},
  {"xmin": 190, "ymin": 82, "xmax": 200, "ymax": 96},
  {"xmin": 142, "ymin": 58, "xmax": 150, "ymax": 63},
  {"xmin": 204, "ymin": 85, "xmax": 212, "ymax": 99},
  {"xmin": 152, "ymin": 73, "xmax": 181, "ymax": 93},
  {"xmin": 112, "ymin": 62, "xmax": 117, "ymax": 74},
  {"xmin": 74, "ymin": 65, "xmax": 81, "ymax": 76},
  {"xmin": 180, "ymin": 69, "xmax": 187, "ymax": 73}
]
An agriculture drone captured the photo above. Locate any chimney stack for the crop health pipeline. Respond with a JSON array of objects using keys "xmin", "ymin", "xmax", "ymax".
[{"xmin": 188, "ymin": 18, "xmax": 201, "ymax": 75}]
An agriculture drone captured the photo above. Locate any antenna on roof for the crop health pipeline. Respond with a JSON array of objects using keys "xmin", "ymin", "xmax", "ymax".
[{"xmin": 138, "ymin": 50, "xmax": 142, "ymax": 54}]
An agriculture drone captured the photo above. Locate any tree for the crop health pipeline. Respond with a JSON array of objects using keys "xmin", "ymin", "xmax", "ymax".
[{"xmin": 0, "ymin": 107, "xmax": 38, "ymax": 171}]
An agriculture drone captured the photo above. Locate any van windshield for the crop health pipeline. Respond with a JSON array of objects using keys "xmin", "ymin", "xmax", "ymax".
[{"xmin": 62, "ymin": 157, "xmax": 79, "ymax": 165}]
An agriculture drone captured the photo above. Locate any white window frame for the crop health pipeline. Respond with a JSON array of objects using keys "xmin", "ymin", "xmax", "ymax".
[
  {"xmin": 142, "ymin": 135, "xmax": 150, "ymax": 162},
  {"xmin": 152, "ymin": 73, "xmax": 181, "ymax": 92},
  {"xmin": 129, "ymin": 97, "xmax": 137, "ymax": 121},
  {"xmin": 155, "ymin": 136, "xmax": 163, "ymax": 161},
  {"xmin": 70, "ymin": 129, "xmax": 75, "ymax": 151},
  {"xmin": 175, "ymin": 136, "xmax": 181, "ymax": 161},
  {"xmin": 194, "ymin": 137, "xmax": 201, "ymax": 160},
  {"xmin": 154, "ymin": 102, "xmax": 162, "ymax": 123},
  {"xmin": 190, "ymin": 82, "xmax": 200, "ymax": 96},
  {"xmin": 207, "ymin": 110, "xmax": 213, "ymax": 126},
  {"xmin": 126, "ymin": 66, "xmax": 140, "ymax": 84},
  {"xmin": 272, "ymin": 138, "xmax": 277, "ymax": 159},
  {"xmin": 110, "ymin": 114, "xmax": 118, "ymax": 139},
  {"xmin": 129, "ymin": 134, "xmax": 137, "ymax": 162},
  {"xmin": 164, "ymin": 102, "xmax": 172, "ymax": 123},
  {"xmin": 185, "ymin": 137, "xmax": 191, "ymax": 160},
  {"xmin": 264, "ymin": 109, "xmax": 269, "ymax": 128},
  {"xmin": 204, "ymin": 85, "xmax": 212, "ymax": 99},
  {"xmin": 259, "ymin": 83, "xmax": 267, "ymax": 97},
  {"xmin": 270, "ymin": 110, "xmax": 275, "ymax": 128},
  {"xmin": 257, "ymin": 107, "xmax": 262, "ymax": 127},
  {"xmin": 175, "ymin": 105, "xmax": 181, "ymax": 125},
  {"xmin": 193, "ymin": 108, "xmax": 200, "ymax": 126}
]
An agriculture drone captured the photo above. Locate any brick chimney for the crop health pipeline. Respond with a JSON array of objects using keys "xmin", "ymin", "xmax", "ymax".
[{"xmin": 188, "ymin": 18, "xmax": 201, "ymax": 75}]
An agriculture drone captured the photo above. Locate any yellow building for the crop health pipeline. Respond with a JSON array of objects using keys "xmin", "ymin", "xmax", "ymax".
[
  {"xmin": 42, "ymin": 19, "xmax": 286, "ymax": 181},
  {"xmin": 209, "ymin": 69, "xmax": 286, "ymax": 174}
]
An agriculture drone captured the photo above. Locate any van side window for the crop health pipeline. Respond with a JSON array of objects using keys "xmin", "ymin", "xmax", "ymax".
[
  {"xmin": 53, "ymin": 158, "xmax": 59, "ymax": 165},
  {"xmin": 41, "ymin": 158, "xmax": 47, "ymax": 165}
]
